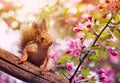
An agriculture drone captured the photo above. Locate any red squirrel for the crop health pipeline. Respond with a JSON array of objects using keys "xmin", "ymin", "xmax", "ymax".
[{"xmin": 18, "ymin": 19, "xmax": 53, "ymax": 71}]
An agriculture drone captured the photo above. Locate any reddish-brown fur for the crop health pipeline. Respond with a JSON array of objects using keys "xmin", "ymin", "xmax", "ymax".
[{"xmin": 19, "ymin": 19, "xmax": 52, "ymax": 71}]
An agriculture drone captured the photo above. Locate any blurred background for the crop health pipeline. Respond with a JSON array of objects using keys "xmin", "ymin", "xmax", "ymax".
[{"xmin": 0, "ymin": 0, "xmax": 120, "ymax": 83}]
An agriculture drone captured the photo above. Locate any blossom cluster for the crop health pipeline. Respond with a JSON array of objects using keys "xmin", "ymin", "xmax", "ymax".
[
  {"xmin": 65, "ymin": 38, "xmax": 85, "ymax": 56},
  {"xmin": 98, "ymin": 68, "xmax": 108, "ymax": 82},
  {"xmin": 98, "ymin": 0, "xmax": 120, "ymax": 16}
]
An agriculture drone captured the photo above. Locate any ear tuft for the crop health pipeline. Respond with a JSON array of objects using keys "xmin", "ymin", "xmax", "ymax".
[{"xmin": 39, "ymin": 18, "xmax": 48, "ymax": 32}]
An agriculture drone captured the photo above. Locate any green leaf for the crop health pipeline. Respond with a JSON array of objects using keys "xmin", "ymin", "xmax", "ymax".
[
  {"xmin": 113, "ymin": 30, "xmax": 120, "ymax": 41},
  {"xmin": 81, "ymin": 67, "xmax": 90, "ymax": 77},
  {"xmin": 98, "ymin": 18, "xmax": 109, "ymax": 27},
  {"xmin": 94, "ymin": 25, "xmax": 101, "ymax": 29},
  {"xmin": 58, "ymin": 67, "xmax": 66, "ymax": 76},
  {"xmin": 91, "ymin": 46, "xmax": 106, "ymax": 50},
  {"xmin": 95, "ymin": 48, "xmax": 108, "ymax": 60},
  {"xmin": 106, "ymin": 41, "xmax": 117, "ymax": 46},
  {"xmin": 99, "ymin": 18, "xmax": 108, "ymax": 26},
  {"xmin": 99, "ymin": 31, "xmax": 109, "ymax": 41},
  {"xmin": 72, "ymin": 57, "xmax": 79, "ymax": 66},
  {"xmin": 101, "ymin": 49, "xmax": 108, "ymax": 60},
  {"xmin": 118, "ymin": 10, "xmax": 120, "ymax": 15},
  {"xmin": 95, "ymin": 50, "xmax": 100, "ymax": 58},
  {"xmin": 89, "ymin": 54, "xmax": 99, "ymax": 61},
  {"xmin": 87, "ymin": 33, "xmax": 95, "ymax": 39},
  {"xmin": 114, "ymin": 14, "xmax": 120, "ymax": 22},
  {"xmin": 58, "ymin": 54, "xmax": 72, "ymax": 64},
  {"xmin": 92, "ymin": 13, "xmax": 101, "ymax": 19},
  {"xmin": 91, "ymin": 46, "xmax": 108, "ymax": 60},
  {"xmin": 112, "ymin": 13, "xmax": 117, "ymax": 19}
]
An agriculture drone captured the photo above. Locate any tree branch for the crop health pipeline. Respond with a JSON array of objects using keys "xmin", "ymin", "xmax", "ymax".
[{"xmin": 0, "ymin": 48, "xmax": 68, "ymax": 83}]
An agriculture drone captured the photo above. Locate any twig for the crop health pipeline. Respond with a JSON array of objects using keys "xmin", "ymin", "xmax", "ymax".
[
  {"xmin": 63, "ymin": 73, "xmax": 69, "ymax": 80},
  {"xmin": 92, "ymin": 16, "xmax": 113, "ymax": 46},
  {"xmin": 69, "ymin": 15, "xmax": 113, "ymax": 83}
]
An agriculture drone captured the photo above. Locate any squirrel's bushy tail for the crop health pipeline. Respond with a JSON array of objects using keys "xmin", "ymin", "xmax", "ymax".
[
  {"xmin": 20, "ymin": 18, "xmax": 48, "ymax": 50},
  {"xmin": 20, "ymin": 25, "xmax": 36, "ymax": 49}
]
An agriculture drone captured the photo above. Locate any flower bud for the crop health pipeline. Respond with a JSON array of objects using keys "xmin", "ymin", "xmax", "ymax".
[
  {"xmin": 86, "ymin": 24, "xmax": 92, "ymax": 28},
  {"xmin": 88, "ymin": 16, "xmax": 92, "ymax": 21},
  {"xmin": 73, "ymin": 27, "xmax": 81, "ymax": 33},
  {"xmin": 102, "ymin": 14, "xmax": 107, "ymax": 18},
  {"xmin": 111, "ymin": 51, "xmax": 118, "ymax": 56},
  {"xmin": 98, "ymin": 5, "xmax": 103, "ymax": 9}
]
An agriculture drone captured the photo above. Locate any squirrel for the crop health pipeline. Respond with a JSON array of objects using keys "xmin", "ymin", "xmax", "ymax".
[{"xmin": 18, "ymin": 19, "xmax": 53, "ymax": 71}]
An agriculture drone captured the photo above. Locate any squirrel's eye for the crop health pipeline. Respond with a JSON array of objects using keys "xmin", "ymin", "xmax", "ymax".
[{"xmin": 41, "ymin": 37, "xmax": 44, "ymax": 40}]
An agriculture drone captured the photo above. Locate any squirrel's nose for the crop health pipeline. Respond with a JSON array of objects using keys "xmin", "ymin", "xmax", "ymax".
[{"xmin": 49, "ymin": 41, "xmax": 52, "ymax": 46}]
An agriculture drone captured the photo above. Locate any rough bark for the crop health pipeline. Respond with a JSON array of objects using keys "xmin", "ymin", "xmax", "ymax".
[{"xmin": 0, "ymin": 48, "xmax": 68, "ymax": 83}]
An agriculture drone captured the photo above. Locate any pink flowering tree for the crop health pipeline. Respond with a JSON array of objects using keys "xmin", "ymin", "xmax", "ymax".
[{"xmin": 49, "ymin": 0, "xmax": 120, "ymax": 83}]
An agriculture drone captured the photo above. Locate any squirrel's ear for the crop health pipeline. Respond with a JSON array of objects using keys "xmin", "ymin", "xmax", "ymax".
[
  {"xmin": 39, "ymin": 19, "xmax": 48, "ymax": 32},
  {"xmin": 43, "ymin": 19, "xmax": 48, "ymax": 32},
  {"xmin": 32, "ymin": 22, "xmax": 42, "ymax": 33}
]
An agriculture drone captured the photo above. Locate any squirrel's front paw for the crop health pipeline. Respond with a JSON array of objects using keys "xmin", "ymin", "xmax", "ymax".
[
  {"xmin": 40, "ymin": 65, "xmax": 46, "ymax": 72},
  {"xmin": 39, "ymin": 65, "xmax": 47, "ymax": 75},
  {"xmin": 18, "ymin": 54, "xmax": 28, "ymax": 65},
  {"xmin": 18, "ymin": 58, "xmax": 25, "ymax": 65}
]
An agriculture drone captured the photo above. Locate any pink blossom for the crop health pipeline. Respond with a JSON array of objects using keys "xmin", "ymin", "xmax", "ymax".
[
  {"xmin": 49, "ymin": 50, "xmax": 61, "ymax": 61},
  {"xmin": 98, "ymin": 68, "xmax": 105, "ymax": 74},
  {"xmin": 99, "ymin": 0, "xmax": 120, "ymax": 13},
  {"xmin": 75, "ymin": 75, "xmax": 84, "ymax": 82},
  {"xmin": 66, "ymin": 38, "xmax": 83, "ymax": 56},
  {"xmin": 98, "ymin": 67, "xmax": 115, "ymax": 83},
  {"xmin": 105, "ymin": 0, "xmax": 120, "ymax": 13},
  {"xmin": 73, "ymin": 23, "xmax": 85, "ymax": 32},
  {"xmin": 49, "ymin": 51, "xmax": 56, "ymax": 58},
  {"xmin": 100, "ymin": 73, "xmax": 108, "ymax": 82},
  {"xmin": 98, "ymin": 68, "xmax": 108, "ymax": 83},
  {"xmin": 105, "ymin": 67, "xmax": 115, "ymax": 83},
  {"xmin": 0, "ymin": 74, "xmax": 9, "ymax": 83},
  {"xmin": 70, "ymin": 47, "xmax": 81, "ymax": 56},
  {"xmin": 66, "ymin": 62, "xmax": 74, "ymax": 71},
  {"xmin": 68, "ymin": 38, "xmax": 81, "ymax": 49}
]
